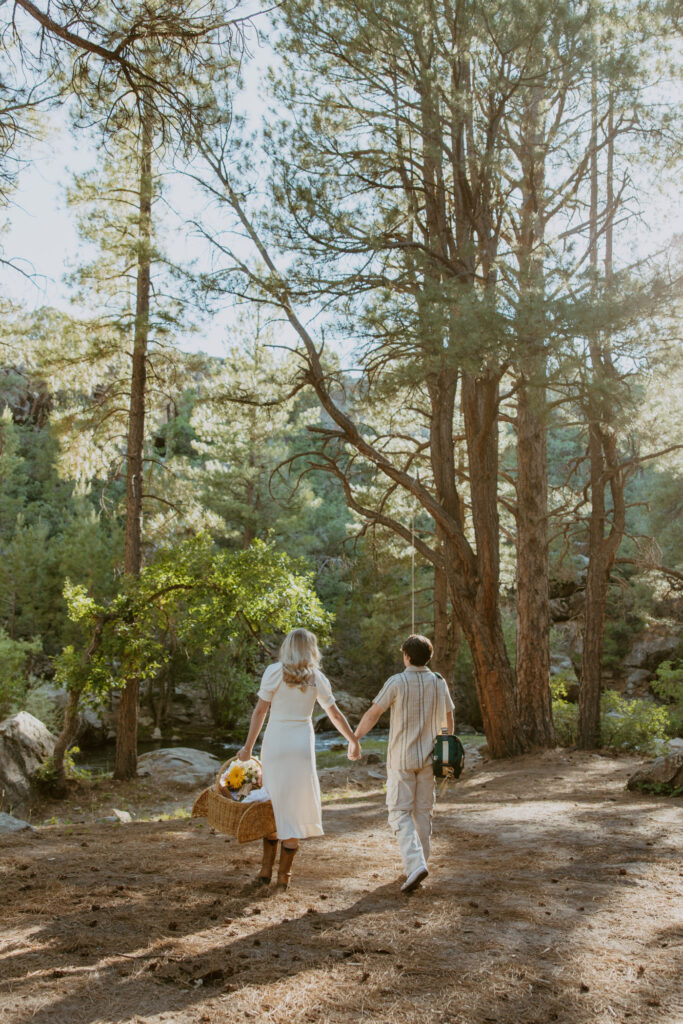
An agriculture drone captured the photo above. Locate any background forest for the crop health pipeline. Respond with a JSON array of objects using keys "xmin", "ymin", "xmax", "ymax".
[{"xmin": 0, "ymin": 0, "xmax": 682, "ymax": 789}]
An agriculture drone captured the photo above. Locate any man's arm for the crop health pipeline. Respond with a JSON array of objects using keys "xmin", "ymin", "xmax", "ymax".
[
  {"xmin": 446, "ymin": 709, "xmax": 454, "ymax": 734},
  {"xmin": 354, "ymin": 702, "xmax": 384, "ymax": 740}
]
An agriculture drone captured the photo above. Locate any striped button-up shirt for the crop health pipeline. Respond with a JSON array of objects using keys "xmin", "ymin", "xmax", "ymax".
[{"xmin": 373, "ymin": 665, "xmax": 455, "ymax": 770}]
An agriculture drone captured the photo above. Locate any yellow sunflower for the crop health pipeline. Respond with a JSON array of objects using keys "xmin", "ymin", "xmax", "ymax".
[{"xmin": 226, "ymin": 763, "xmax": 246, "ymax": 790}]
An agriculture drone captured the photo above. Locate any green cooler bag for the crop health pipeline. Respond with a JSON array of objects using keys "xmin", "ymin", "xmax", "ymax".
[{"xmin": 432, "ymin": 732, "xmax": 465, "ymax": 779}]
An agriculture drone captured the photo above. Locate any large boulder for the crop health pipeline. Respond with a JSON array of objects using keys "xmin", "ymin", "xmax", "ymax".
[
  {"xmin": 136, "ymin": 747, "xmax": 222, "ymax": 790},
  {"xmin": 626, "ymin": 751, "xmax": 683, "ymax": 793},
  {"xmin": 624, "ymin": 634, "xmax": 680, "ymax": 672},
  {"xmin": 0, "ymin": 712, "xmax": 55, "ymax": 815}
]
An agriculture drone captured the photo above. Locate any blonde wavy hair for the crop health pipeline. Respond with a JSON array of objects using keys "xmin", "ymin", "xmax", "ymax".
[{"xmin": 280, "ymin": 628, "xmax": 321, "ymax": 690}]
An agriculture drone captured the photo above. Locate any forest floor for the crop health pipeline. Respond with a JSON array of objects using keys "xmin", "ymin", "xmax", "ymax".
[{"xmin": 1, "ymin": 749, "xmax": 682, "ymax": 1024}]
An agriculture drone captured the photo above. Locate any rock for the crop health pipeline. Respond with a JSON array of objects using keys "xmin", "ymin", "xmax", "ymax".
[
  {"xmin": 550, "ymin": 653, "xmax": 574, "ymax": 676},
  {"xmin": 626, "ymin": 751, "xmax": 683, "ymax": 792},
  {"xmin": 0, "ymin": 812, "xmax": 36, "ymax": 833},
  {"xmin": 151, "ymin": 727, "xmax": 162, "ymax": 740},
  {"xmin": 549, "ymin": 592, "xmax": 585, "ymax": 622},
  {"xmin": 624, "ymin": 634, "xmax": 680, "ymax": 672},
  {"xmin": 362, "ymin": 752, "xmax": 382, "ymax": 765},
  {"xmin": 667, "ymin": 737, "xmax": 683, "ymax": 754},
  {"xmin": 0, "ymin": 712, "xmax": 55, "ymax": 816},
  {"xmin": 136, "ymin": 747, "xmax": 222, "ymax": 790},
  {"xmin": 111, "ymin": 808, "xmax": 132, "ymax": 823},
  {"xmin": 624, "ymin": 669, "xmax": 651, "ymax": 695}
]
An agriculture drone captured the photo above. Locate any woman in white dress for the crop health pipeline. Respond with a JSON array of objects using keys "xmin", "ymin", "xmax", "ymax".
[{"xmin": 237, "ymin": 628, "xmax": 361, "ymax": 889}]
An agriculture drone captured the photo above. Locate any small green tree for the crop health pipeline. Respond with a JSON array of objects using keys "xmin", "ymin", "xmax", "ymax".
[{"xmin": 50, "ymin": 533, "xmax": 331, "ymax": 794}]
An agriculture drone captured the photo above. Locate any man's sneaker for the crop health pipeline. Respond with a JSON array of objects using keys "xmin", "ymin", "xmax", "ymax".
[{"xmin": 401, "ymin": 865, "xmax": 428, "ymax": 893}]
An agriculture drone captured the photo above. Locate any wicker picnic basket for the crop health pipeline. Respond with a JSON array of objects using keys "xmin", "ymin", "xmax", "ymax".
[{"xmin": 191, "ymin": 759, "xmax": 276, "ymax": 844}]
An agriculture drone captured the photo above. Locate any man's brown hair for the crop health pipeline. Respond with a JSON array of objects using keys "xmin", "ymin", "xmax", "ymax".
[{"xmin": 401, "ymin": 634, "xmax": 434, "ymax": 667}]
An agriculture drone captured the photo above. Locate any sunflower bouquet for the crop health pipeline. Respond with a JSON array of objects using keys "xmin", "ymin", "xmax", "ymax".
[{"xmin": 218, "ymin": 756, "xmax": 264, "ymax": 802}]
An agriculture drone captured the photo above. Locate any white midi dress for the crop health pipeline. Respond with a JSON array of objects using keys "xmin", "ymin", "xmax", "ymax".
[{"xmin": 257, "ymin": 662, "xmax": 336, "ymax": 840}]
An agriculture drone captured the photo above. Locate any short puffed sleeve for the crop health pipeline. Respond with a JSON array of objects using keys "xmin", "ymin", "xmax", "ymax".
[
  {"xmin": 257, "ymin": 663, "xmax": 282, "ymax": 702},
  {"xmin": 314, "ymin": 670, "xmax": 336, "ymax": 710}
]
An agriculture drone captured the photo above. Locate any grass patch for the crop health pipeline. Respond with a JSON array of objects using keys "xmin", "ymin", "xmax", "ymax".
[{"xmin": 316, "ymin": 736, "xmax": 388, "ymax": 769}]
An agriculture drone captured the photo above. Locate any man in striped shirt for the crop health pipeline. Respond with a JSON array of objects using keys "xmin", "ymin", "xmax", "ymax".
[{"xmin": 353, "ymin": 634, "xmax": 455, "ymax": 893}]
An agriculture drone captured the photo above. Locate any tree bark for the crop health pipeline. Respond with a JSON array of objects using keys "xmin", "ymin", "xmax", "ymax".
[
  {"xmin": 460, "ymin": 371, "xmax": 526, "ymax": 756},
  {"xmin": 51, "ymin": 689, "xmax": 82, "ymax": 798},
  {"xmin": 578, "ymin": 88, "xmax": 625, "ymax": 749},
  {"xmin": 578, "ymin": 423, "xmax": 608, "ymax": 747},
  {"xmin": 512, "ymin": 79, "xmax": 555, "ymax": 749},
  {"xmin": 114, "ymin": 91, "xmax": 154, "ymax": 781},
  {"xmin": 516, "ymin": 381, "xmax": 554, "ymax": 747},
  {"xmin": 432, "ymin": 556, "xmax": 460, "ymax": 683}
]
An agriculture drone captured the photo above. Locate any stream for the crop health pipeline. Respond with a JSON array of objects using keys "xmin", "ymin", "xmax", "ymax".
[{"xmin": 75, "ymin": 730, "xmax": 391, "ymax": 773}]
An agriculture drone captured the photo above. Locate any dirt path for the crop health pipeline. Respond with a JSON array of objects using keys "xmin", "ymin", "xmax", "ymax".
[{"xmin": 1, "ymin": 750, "xmax": 681, "ymax": 1024}]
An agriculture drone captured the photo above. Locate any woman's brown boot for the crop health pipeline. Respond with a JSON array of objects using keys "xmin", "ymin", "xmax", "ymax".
[
  {"xmin": 257, "ymin": 838, "xmax": 279, "ymax": 885},
  {"xmin": 276, "ymin": 844, "xmax": 298, "ymax": 890}
]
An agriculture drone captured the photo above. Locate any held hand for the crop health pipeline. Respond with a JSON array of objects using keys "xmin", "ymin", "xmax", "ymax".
[
  {"xmin": 236, "ymin": 747, "xmax": 251, "ymax": 763},
  {"xmin": 347, "ymin": 737, "xmax": 362, "ymax": 761}
]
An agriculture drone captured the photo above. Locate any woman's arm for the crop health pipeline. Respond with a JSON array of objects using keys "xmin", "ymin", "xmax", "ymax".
[
  {"xmin": 236, "ymin": 698, "xmax": 270, "ymax": 762},
  {"xmin": 326, "ymin": 703, "xmax": 362, "ymax": 760}
]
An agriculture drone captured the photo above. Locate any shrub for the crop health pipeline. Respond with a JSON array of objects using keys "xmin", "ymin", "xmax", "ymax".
[
  {"xmin": 195, "ymin": 648, "xmax": 254, "ymax": 730},
  {"xmin": 600, "ymin": 690, "xmax": 670, "ymax": 755},
  {"xmin": 651, "ymin": 660, "xmax": 683, "ymax": 737},
  {"xmin": 550, "ymin": 674, "xmax": 579, "ymax": 746},
  {"xmin": 0, "ymin": 629, "xmax": 42, "ymax": 718},
  {"xmin": 22, "ymin": 682, "xmax": 62, "ymax": 733},
  {"xmin": 551, "ymin": 677, "xmax": 670, "ymax": 754},
  {"xmin": 33, "ymin": 745, "xmax": 89, "ymax": 793}
]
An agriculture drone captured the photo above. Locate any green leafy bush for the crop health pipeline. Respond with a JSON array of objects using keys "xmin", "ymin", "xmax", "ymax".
[
  {"xmin": 651, "ymin": 660, "xmax": 683, "ymax": 737},
  {"xmin": 550, "ymin": 675, "xmax": 579, "ymax": 746},
  {"xmin": 551, "ymin": 676, "xmax": 670, "ymax": 754},
  {"xmin": 0, "ymin": 628, "xmax": 42, "ymax": 718},
  {"xmin": 33, "ymin": 745, "xmax": 89, "ymax": 792},
  {"xmin": 195, "ymin": 649, "xmax": 254, "ymax": 730},
  {"xmin": 22, "ymin": 682, "xmax": 61, "ymax": 733},
  {"xmin": 600, "ymin": 690, "xmax": 670, "ymax": 754}
]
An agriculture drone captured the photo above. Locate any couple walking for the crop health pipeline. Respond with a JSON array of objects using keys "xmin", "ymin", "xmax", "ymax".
[{"xmin": 237, "ymin": 627, "xmax": 455, "ymax": 893}]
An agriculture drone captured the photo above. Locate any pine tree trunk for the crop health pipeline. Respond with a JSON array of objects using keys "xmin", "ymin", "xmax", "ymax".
[
  {"xmin": 515, "ymin": 382, "xmax": 554, "ymax": 747},
  {"xmin": 577, "ymin": 88, "xmax": 625, "ymax": 749},
  {"xmin": 578, "ymin": 423, "xmax": 608, "ymax": 747},
  {"xmin": 578, "ymin": 71, "xmax": 605, "ymax": 750},
  {"xmin": 512, "ymin": 81, "xmax": 555, "ymax": 749},
  {"xmin": 457, "ymin": 597, "xmax": 524, "ymax": 757},
  {"xmin": 432, "ymin": 557, "xmax": 460, "ymax": 683},
  {"xmin": 114, "ymin": 93, "xmax": 154, "ymax": 781},
  {"xmin": 461, "ymin": 371, "xmax": 527, "ymax": 757}
]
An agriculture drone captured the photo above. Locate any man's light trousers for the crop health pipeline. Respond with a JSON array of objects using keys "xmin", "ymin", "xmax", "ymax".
[{"xmin": 386, "ymin": 763, "xmax": 434, "ymax": 876}]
